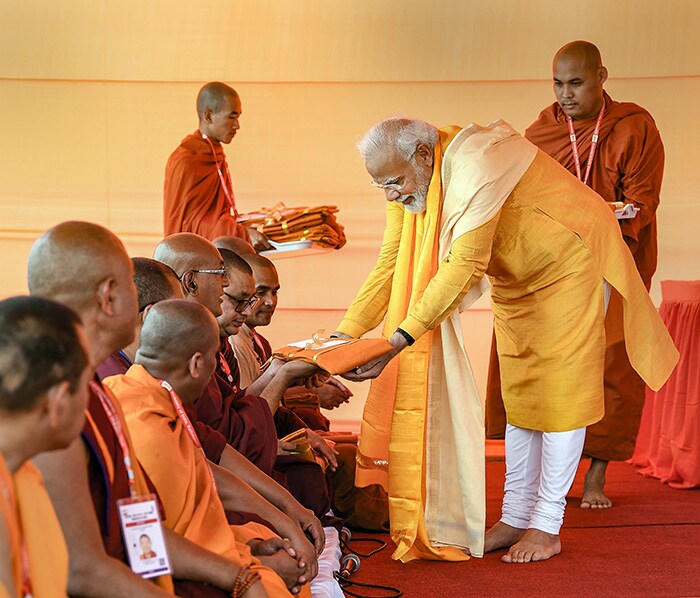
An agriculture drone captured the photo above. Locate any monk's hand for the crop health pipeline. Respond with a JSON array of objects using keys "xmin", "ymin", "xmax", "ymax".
[
  {"xmin": 342, "ymin": 331, "xmax": 408, "ymax": 381},
  {"xmin": 307, "ymin": 429, "xmax": 339, "ymax": 471},
  {"xmin": 248, "ymin": 536, "xmax": 294, "ymax": 558},
  {"xmin": 286, "ymin": 526, "xmax": 319, "ymax": 584},
  {"xmin": 315, "ymin": 377, "xmax": 352, "ymax": 409},
  {"xmin": 246, "ymin": 227, "xmax": 274, "ymax": 251},
  {"xmin": 280, "ymin": 360, "xmax": 329, "ymax": 388},
  {"xmin": 286, "ymin": 503, "xmax": 325, "ymax": 555},
  {"xmin": 277, "ymin": 440, "xmax": 296, "ymax": 456}
]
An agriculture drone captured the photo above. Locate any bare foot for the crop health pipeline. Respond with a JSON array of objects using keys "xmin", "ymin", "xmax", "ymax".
[
  {"xmin": 484, "ymin": 521, "xmax": 526, "ymax": 553},
  {"xmin": 502, "ymin": 528, "xmax": 561, "ymax": 563},
  {"xmin": 581, "ymin": 458, "xmax": 613, "ymax": 509}
]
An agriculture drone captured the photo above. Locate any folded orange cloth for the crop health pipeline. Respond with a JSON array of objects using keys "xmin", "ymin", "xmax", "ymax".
[
  {"xmin": 239, "ymin": 204, "xmax": 347, "ymax": 249},
  {"xmin": 272, "ymin": 337, "xmax": 393, "ymax": 375}
]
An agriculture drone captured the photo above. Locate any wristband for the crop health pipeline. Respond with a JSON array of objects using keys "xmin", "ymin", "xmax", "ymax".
[{"xmin": 395, "ymin": 328, "xmax": 415, "ymax": 346}]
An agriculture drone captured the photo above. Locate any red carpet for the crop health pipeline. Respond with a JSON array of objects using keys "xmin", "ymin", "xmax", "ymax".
[{"xmin": 342, "ymin": 461, "xmax": 700, "ymax": 597}]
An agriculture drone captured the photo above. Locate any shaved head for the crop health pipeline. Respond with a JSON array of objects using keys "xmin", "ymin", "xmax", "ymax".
[
  {"xmin": 132, "ymin": 257, "xmax": 184, "ymax": 312},
  {"xmin": 137, "ymin": 299, "xmax": 219, "ymax": 368},
  {"xmin": 196, "ymin": 82, "xmax": 238, "ymax": 120},
  {"xmin": 243, "ymin": 254, "xmax": 280, "ymax": 329},
  {"xmin": 28, "ymin": 221, "xmax": 131, "ymax": 312},
  {"xmin": 27, "ymin": 221, "xmax": 138, "ymax": 362},
  {"xmin": 218, "ymin": 248, "xmax": 253, "ymax": 277},
  {"xmin": 554, "ymin": 41, "xmax": 603, "ymax": 73},
  {"xmin": 552, "ymin": 41, "xmax": 607, "ymax": 121},
  {"xmin": 154, "ymin": 233, "xmax": 228, "ymax": 317},
  {"xmin": 242, "ymin": 253, "xmax": 275, "ymax": 273},
  {"xmin": 213, "ymin": 235, "xmax": 256, "ymax": 256},
  {"xmin": 153, "ymin": 233, "xmax": 222, "ymax": 277}
]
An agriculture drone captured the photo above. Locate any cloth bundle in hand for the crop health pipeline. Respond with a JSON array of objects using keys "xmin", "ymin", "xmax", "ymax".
[
  {"xmin": 279, "ymin": 428, "xmax": 331, "ymax": 472},
  {"xmin": 270, "ymin": 335, "xmax": 393, "ymax": 375},
  {"xmin": 238, "ymin": 203, "xmax": 347, "ymax": 249}
]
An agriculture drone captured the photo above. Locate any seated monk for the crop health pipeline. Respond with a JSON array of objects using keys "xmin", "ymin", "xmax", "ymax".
[
  {"xmin": 26, "ymin": 221, "xmax": 287, "ymax": 597},
  {"xmin": 105, "ymin": 299, "xmax": 315, "ymax": 596},
  {"xmin": 0, "ymin": 296, "xmax": 91, "ymax": 597},
  {"xmin": 231, "ymin": 253, "xmax": 389, "ymax": 532},
  {"xmin": 95, "ymin": 250, "xmax": 325, "ymax": 582},
  {"xmin": 97, "ymin": 257, "xmax": 185, "ymax": 380},
  {"xmin": 215, "ymin": 250, "xmax": 338, "ymax": 516}
]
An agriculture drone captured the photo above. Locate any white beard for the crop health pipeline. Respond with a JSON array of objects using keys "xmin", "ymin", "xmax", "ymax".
[{"xmin": 402, "ymin": 191, "xmax": 427, "ymax": 214}]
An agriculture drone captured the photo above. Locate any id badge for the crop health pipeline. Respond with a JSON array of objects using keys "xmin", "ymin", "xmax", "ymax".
[{"xmin": 117, "ymin": 494, "xmax": 172, "ymax": 579}]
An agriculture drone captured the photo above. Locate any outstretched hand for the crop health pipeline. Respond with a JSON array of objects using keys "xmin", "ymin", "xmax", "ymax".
[{"xmin": 341, "ymin": 331, "xmax": 408, "ymax": 382}]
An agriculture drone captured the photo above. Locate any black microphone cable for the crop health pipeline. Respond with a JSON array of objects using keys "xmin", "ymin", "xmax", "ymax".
[{"xmin": 333, "ymin": 528, "xmax": 402, "ymax": 597}]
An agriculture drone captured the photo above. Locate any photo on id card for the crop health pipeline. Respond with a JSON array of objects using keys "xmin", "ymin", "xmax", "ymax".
[{"xmin": 117, "ymin": 495, "xmax": 172, "ymax": 579}]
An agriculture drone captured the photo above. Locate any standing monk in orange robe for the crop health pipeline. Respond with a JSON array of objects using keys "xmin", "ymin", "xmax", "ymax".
[
  {"xmin": 164, "ymin": 82, "xmax": 270, "ymax": 250},
  {"xmin": 486, "ymin": 41, "xmax": 665, "ymax": 508},
  {"xmin": 0, "ymin": 296, "xmax": 91, "ymax": 598}
]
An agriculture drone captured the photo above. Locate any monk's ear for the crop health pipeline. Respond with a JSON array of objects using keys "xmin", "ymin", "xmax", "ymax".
[
  {"xmin": 598, "ymin": 66, "xmax": 608, "ymax": 86},
  {"xmin": 180, "ymin": 271, "xmax": 197, "ymax": 296},
  {"xmin": 203, "ymin": 107, "xmax": 214, "ymax": 124},
  {"xmin": 43, "ymin": 380, "xmax": 72, "ymax": 429},
  {"xmin": 187, "ymin": 351, "xmax": 204, "ymax": 378},
  {"xmin": 96, "ymin": 277, "xmax": 118, "ymax": 316},
  {"xmin": 415, "ymin": 143, "xmax": 434, "ymax": 168}
]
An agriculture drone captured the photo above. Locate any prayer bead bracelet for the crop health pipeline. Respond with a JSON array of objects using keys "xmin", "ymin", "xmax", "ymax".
[{"xmin": 232, "ymin": 565, "xmax": 261, "ymax": 598}]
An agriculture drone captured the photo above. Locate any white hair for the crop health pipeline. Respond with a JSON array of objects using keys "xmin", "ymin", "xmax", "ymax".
[{"xmin": 357, "ymin": 118, "xmax": 439, "ymax": 163}]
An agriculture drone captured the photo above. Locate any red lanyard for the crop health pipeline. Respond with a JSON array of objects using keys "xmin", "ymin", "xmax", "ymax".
[
  {"xmin": 566, "ymin": 103, "xmax": 606, "ymax": 186},
  {"xmin": 0, "ymin": 476, "xmax": 32, "ymax": 597},
  {"xmin": 252, "ymin": 331, "xmax": 269, "ymax": 364},
  {"xmin": 89, "ymin": 381, "xmax": 138, "ymax": 499},
  {"xmin": 159, "ymin": 381, "xmax": 218, "ymax": 493},
  {"xmin": 202, "ymin": 133, "xmax": 239, "ymax": 217},
  {"xmin": 218, "ymin": 351, "xmax": 234, "ymax": 385}
]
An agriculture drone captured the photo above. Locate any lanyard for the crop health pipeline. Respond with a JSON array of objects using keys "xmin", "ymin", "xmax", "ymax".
[
  {"xmin": 0, "ymin": 475, "xmax": 33, "ymax": 598},
  {"xmin": 201, "ymin": 133, "xmax": 239, "ymax": 217},
  {"xmin": 566, "ymin": 103, "xmax": 605, "ymax": 186},
  {"xmin": 89, "ymin": 381, "xmax": 138, "ymax": 499},
  {"xmin": 159, "ymin": 381, "xmax": 218, "ymax": 493},
  {"xmin": 218, "ymin": 351, "xmax": 234, "ymax": 385},
  {"xmin": 251, "ymin": 331, "xmax": 268, "ymax": 366}
]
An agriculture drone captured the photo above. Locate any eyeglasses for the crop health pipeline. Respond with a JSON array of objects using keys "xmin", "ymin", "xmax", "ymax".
[
  {"xmin": 370, "ymin": 178, "xmax": 405, "ymax": 192},
  {"xmin": 223, "ymin": 292, "xmax": 258, "ymax": 314},
  {"xmin": 180, "ymin": 268, "xmax": 228, "ymax": 281}
]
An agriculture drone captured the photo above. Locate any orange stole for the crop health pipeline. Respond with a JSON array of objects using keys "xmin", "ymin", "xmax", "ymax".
[{"xmin": 355, "ymin": 126, "xmax": 469, "ymax": 562}]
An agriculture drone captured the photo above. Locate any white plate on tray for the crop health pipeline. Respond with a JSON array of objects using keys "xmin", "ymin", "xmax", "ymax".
[{"xmin": 260, "ymin": 240, "xmax": 332, "ymax": 260}]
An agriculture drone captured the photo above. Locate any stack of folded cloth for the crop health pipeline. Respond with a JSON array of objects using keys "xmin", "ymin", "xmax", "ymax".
[{"xmin": 238, "ymin": 203, "xmax": 347, "ymax": 249}]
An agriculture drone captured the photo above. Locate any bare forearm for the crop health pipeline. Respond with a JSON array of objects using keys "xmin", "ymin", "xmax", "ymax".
[
  {"xmin": 164, "ymin": 528, "xmax": 236, "ymax": 590},
  {"xmin": 218, "ymin": 446, "xmax": 297, "ymax": 512}
]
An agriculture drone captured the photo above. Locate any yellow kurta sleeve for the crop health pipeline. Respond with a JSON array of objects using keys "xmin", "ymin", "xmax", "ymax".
[
  {"xmin": 399, "ymin": 212, "xmax": 500, "ymax": 340},
  {"xmin": 336, "ymin": 202, "xmax": 405, "ymax": 337}
]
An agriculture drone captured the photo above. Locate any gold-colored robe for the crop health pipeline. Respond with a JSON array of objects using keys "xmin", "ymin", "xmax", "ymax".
[{"xmin": 338, "ymin": 123, "xmax": 678, "ymax": 563}]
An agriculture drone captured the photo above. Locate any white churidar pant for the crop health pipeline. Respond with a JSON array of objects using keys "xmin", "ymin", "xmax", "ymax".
[{"xmin": 500, "ymin": 424, "xmax": 586, "ymax": 535}]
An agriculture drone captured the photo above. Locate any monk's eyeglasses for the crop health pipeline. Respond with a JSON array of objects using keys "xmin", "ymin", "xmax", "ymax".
[{"xmin": 223, "ymin": 291, "xmax": 258, "ymax": 314}]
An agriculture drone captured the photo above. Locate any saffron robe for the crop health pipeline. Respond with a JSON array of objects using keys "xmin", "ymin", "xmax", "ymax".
[
  {"xmin": 337, "ymin": 123, "xmax": 677, "ymax": 562},
  {"xmin": 164, "ymin": 131, "xmax": 249, "ymax": 241},
  {"xmin": 487, "ymin": 92, "xmax": 665, "ymax": 460},
  {"xmin": 98, "ymin": 352, "xmax": 228, "ymax": 463},
  {"xmin": 0, "ymin": 456, "xmax": 68, "ymax": 597},
  {"xmin": 105, "ymin": 365, "xmax": 297, "ymax": 597}
]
